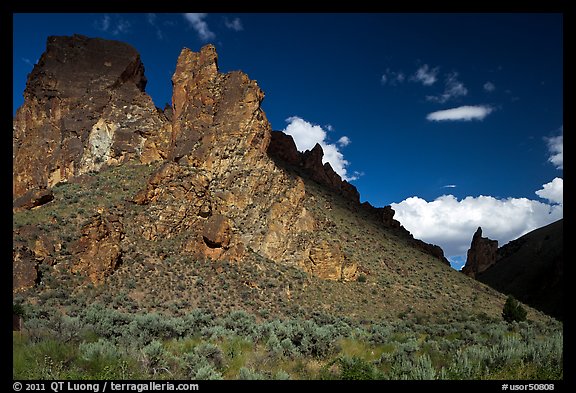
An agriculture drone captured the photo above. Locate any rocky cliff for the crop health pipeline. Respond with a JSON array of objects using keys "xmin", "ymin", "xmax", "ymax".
[
  {"xmin": 13, "ymin": 36, "xmax": 449, "ymax": 292},
  {"xmin": 268, "ymin": 131, "xmax": 449, "ymax": 265},
  {"xmin": 13, "ymin": 34, "xmax": 171, "ymax": 201},
  {"xmin": 130, "ymin": 45, "xmax": 332, "ymax": 275},
  {"xmin": 268, "ymin": 131, "xmax": 360, "ymax": 204},
  {"xmin": 461, "ymin": 227, "xmax": 499, "ymax": 278},
  {"xmin": 475, "ymin": 220, "xmax": 563, "ymax": 320}
]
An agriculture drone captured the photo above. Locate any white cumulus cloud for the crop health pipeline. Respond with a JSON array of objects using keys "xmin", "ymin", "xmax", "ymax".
[
  {"xmin": 391, "ymin": 193, "xmax": 563, "ymax": 259},
  {"xmin": 535, "ymin": 177, "xmax": 563, "ymax": 204},
  {"xmin": 183, "ymin": 13, "xmax": 215, "ymax": 41},
  {"xmin": 283, "ymin": 116, "xmax": 357, "ymax": 181},
  {"xmin": 545, "ymin": 127, "xmax": 563, "ymax": 169},
  {"xmin": 426, "ymin": 105, "xmax": 493, "ymax": 121},
  {"xmin": 411, "ymin": 64, "xmax": 439, "ymax": 86}
]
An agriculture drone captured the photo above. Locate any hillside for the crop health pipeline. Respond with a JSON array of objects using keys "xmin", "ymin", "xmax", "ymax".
[
  {"xmin": 475, "ymin": 219, "xmax": 563, "ymax": 320},
  {"xmin": 12, "ymin": 35, "xmax": 562, "ymax": 380},
  {"xmin": 14, "ymin": 156, "xmax": 525, "ymax": 322},
  {"xmin": 11, "ymin": 34, "xmax": 533, "ymax": 322}
]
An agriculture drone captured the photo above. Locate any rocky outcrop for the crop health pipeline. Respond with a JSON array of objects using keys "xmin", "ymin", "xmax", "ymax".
[
  {"xmin": 12, "ymin": 34, "xmax": 171, "ymax": 200},
  {"xmin": 13, "ymin": 245, "xmax": 39, "ymax": 292},
  {"xmin": 268, "ymin": 131, "xmax": 360, "ymax": 204},
  {"xmin": 361, "ymin": 203, "xmax": 401, "ymax": 230},
  {"xmin": 69, "ymin": 209, "xmax": 124, "ymax": 284},
  {"xmin": 302, "ymin": 240, "xmax": 358, "ymax": 281},
  {"xmin": 13, "ymin": 38, "xmax": 450, "ymax": 291},
  {"xmin": 130, "ymin": 46, "xmax": 317, "ymax": 268},
  {"xmin": 360, "ymin": 202, "xmax": 450, "ymax": 265},
  {"xmin": 169, "ymin": 45, "xmax": 270, "ymax": 169},
  {"xmin": 462, "ymin": 227, "xmax": 499, "ymax": 278},
  {"xmin": 475, "ymin": 219, "xmax": 563, "ymax": 320},
  {"xmin": 13, "ymin": 225, "xmax": 63, "ymax": 292},
  {"xmin": 13, "ymin": 189, "xmax": 54, "ymax": 211},
  {"xmin": 268, "ymin": 131, "xmax": 449, "ymax": 266}
]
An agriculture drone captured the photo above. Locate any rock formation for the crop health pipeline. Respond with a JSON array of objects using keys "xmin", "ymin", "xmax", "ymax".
[
  {"xmin": 12, "ymin": 34, "xmax": 171, "ymax": 201},
  {"xmin": 267, "ymin": 130, "xmax": 450, "ymax": 265},
  {"xmin": 13, "ymin": 245, "xmax": 39, "ymax": 292},
  {"xmin": 69, "ymin": 209, "xmax": 125, "ymax": 283},
  {"xmin": 461, "ymin": 227, "xmax": 499, "ymax": 278},
  {"xmin": 13, "ymin": 225, "xmax": 62, "ymax": 291},
  {"xmin": 13, "ymin": 189, "xmax": 54, "ymax": 212},
  {"xmin": 13, "ymin": 36, "xmax": 450, "ymax": 289},
  {"xmin": 268, "ymin": 131, "xmax": 360, "ymax": 204},
  {"xmin": 303, "ymin": 240, "xmax": 358, "ymax": 281},
  {"xmin": 474, "ymin": 219, "xmax": 563, "ymax": 320},
  {"xmin": 131, "ymin": 45, "xmax": 317, "ymax": 271}
]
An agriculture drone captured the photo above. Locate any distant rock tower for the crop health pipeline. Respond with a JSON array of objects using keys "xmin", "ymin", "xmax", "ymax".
[{"xmin": 461, "ymin": 227, "xmax": 498, "ymax": 278}]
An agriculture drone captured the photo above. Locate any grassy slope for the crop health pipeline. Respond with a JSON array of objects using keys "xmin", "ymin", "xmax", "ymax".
[
  {"xmin": 13, "ymin": 160, "xmax": 554, "ymax": 324},
  {"xmin": 13, "ymin": 160, "xmax": 563, "ymax": 380}
]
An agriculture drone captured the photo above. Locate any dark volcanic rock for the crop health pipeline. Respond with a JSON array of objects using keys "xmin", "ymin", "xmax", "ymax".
[
  {"xmin": 12, "ymin": 225, "xmax": 63, "ymax": 291},
  {"xmin": 462, "ymin": 227, "xmax": 499, "ymax": 278},
  {"xmin": 267, "ymin": 131, "xmax": 300, "ymax": 166},
  {"xmin": 13, "ymin": 34, "xmax": 171, "ymax": 200},
  {"xmin": 476, "ymin": 219, "xmax": 563, "ymax": 320}
]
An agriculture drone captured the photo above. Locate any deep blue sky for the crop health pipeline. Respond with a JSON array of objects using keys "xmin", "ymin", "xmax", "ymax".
[{"xmin": 13, "ymin": 13, "xmax": 564, "ymax": 268}]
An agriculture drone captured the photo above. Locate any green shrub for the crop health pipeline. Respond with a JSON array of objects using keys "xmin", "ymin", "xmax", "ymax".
[
  {"xmin": 265, "ymin": 331, "xmax": 283, "ymax": 358},
  {"xmin": 502, "ymin": 296, "xmax": 527, "ymax": 323},
  {"xmin": 194, "ymin": 365, "xmax": 223, "ymax": 380},
  {"xmin": 12, "ymin": 303, "xmax": 562, "ymax": 380},
  {"xmin": 141, "ymin": 340, "xmax": 168, "ymax": 375},
  {"xmin": 222, "ymin": 310, "xmax": 257, "ymax": 338},
  {"xmin": 410, "ymin": 354, "xmax": 437, "ymax": 380},
  {"xmin": 79, "ymin": 339, "xmax": 121, "ymax": 362},
  {"xmin": 337, "ymin": 356, "xmax": 380, "ymax": 380},
  {"xmin": 274, "ymin": 370, "xmax": 291, "ymax": 380},
  {"xmin": 238, "ymin": 367, "xmax": 266, "ymax": 380},
  {"xmin": 193, "ymin": 342, "xmax": 225, "ymax": 370},
  {"xmin": 182, "ymin": 309, "xmax": 214, "ymax": 335},
  {"xmin": 13, "ymin": 303, "xmax": 26, "ymax": 317}
]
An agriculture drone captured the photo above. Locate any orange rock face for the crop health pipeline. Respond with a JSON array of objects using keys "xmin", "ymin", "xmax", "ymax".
[
  {"xmin": 129, "ymin": 45, "xmax": 317, "ymax": 267},
  {"xmin": 302, "ymin": 240, "xmax": 358, "ymax": 281},
  {"xmin": 69, "ymin": 210, "xmax": 124, "ymax": 284}
]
